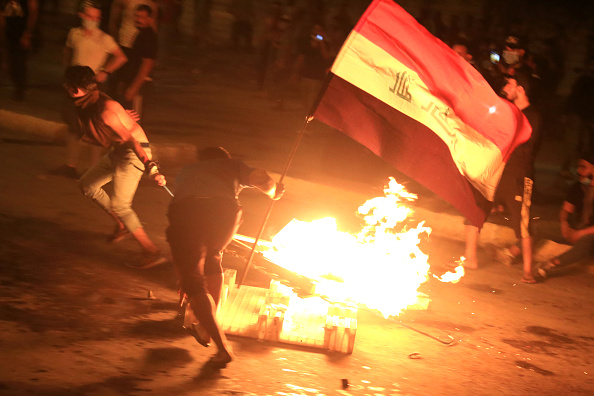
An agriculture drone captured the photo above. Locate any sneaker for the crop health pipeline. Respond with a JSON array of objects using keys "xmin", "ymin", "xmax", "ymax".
[
  {"xmin": 108, "ymin": 228, "xmax": 131, "ymax": 243},
  {"xmin": 495, "ymin": 248, "xmax": 515, "ymax": 266},
  {"xmin": 534, "ymin": 261, "xmax": 556, "ymax": 279},
  {"xmin": 48, "ymin": 165, "xmax": 79, "ymax": 179},
  {"xmin": 127, "ymin": 253, "xmax": 168, "ymax": 269}
]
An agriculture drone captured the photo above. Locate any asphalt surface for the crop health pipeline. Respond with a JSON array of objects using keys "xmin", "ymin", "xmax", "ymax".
[
  {"xmin": 1, "ymin": 139, "xmax": 593, "ymax": 395},
  {"xmin": 1, "ymin": 12, "xmax": 593, "ymax": 396}
]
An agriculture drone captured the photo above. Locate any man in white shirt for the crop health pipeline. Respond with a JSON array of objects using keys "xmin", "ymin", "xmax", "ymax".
[
  {"xmin": 64, "ymin": 1, "xmax": 127, "ymax": 80},
  {"xmin": 50, "ymin": 1, "xmax": 128, "ymax": 179}
]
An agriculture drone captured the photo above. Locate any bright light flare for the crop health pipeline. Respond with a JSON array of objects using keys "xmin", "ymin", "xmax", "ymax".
[
  {"xmin": 262, "ymin": 177, "xmax": 463, "ymax": 318},
  {"xmin": 434, "ymin": 264, "xmax": 465, "ymax": 283}
]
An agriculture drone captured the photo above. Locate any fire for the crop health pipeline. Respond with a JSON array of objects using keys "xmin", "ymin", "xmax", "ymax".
[
  {"xmin": 262, "ymin": 178, "xmax": 464, "ymax": 318},
  {"xmin": 434, "ymin": 258, "xmax": 465, "ymax": 284}
]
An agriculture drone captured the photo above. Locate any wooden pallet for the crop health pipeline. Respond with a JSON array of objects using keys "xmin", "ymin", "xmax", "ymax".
[{"xmin": 218, "ymin": 270, "xmax": 357, "ymax": 353}]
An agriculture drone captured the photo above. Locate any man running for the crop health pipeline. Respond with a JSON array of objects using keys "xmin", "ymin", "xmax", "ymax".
[
  {"xmin": 64, "ymin": 65, "xmax": 166, "ymax": 268},
  {"xmin": 167, "ymin": 146, "xmax": 284, "ymax": 368}
]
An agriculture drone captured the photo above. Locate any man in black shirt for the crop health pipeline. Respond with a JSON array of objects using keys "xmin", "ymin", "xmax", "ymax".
[
  {"xmin": 464, "ymin": 70, "xmax": 541, "ymax": 283},
  {"xmin": 115, "ymin": 4, "xmax": 157, "ymax": 117},
  {"xmin": 168, "ymin": 146, "xmax": 284, "ymax": 369},
  {"xmin": 537, "ymin": 154, "xmax": 594, "ymax": 278}
]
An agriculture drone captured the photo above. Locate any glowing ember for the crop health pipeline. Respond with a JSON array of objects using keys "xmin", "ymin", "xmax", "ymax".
[
  {"xmin": 262, "ymin": 177, "xmax": 463, "ymax": 318},
  {"xmin": 434, "ymin": 261, "xmax": 465, "ymax": 284}
]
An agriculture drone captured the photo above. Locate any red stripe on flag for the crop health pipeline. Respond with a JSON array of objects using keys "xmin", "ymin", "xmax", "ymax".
[
  {"xmin": 314, "ymin": 74, "xmax": 490, "ymax": 227},
  {"xmin": 351, "ymin": 0, "xmax": 530, "ymax": 160}
]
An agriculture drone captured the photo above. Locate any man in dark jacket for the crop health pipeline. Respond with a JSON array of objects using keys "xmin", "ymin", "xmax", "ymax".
[{"xmin": 168, "ymin": 146, "xmax": 284, "ymax": 369}]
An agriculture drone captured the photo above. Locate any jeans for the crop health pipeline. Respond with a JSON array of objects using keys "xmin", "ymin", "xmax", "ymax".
[
  {"xmin": 79, "ymin": 147, "xmax": 146, "ymax": 233},
  {"xmin": 556, "ymin": 233, "xmax": 594, "ymax": 267}
]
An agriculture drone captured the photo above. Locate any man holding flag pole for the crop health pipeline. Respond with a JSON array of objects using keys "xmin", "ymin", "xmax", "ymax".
[
  {"xmin": 464, "ymin": 70, "xmax": 541, "ymax": 283},
  {"xmin": 242, "ymin": 0, "xmax": 536, "ymax": 286}
]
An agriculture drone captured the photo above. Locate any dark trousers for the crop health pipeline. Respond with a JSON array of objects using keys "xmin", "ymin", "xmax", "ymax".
[
  {"xmin": 556, "ymin": 234, "xmax": 594, "ymax": 268},
  {"xmin": 7, "ymin": 40, "xmax": 28, "ymax": 95},
  {"xmin": 167, "ymin": 197, "xmax": 242, "ymax": 297},
  {"xmin": 231, "ymin": 20, "xmax": 253, "ymax": 49}
]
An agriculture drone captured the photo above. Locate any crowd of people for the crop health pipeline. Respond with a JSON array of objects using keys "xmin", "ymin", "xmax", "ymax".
[{"xmin": 3, "ymin": 0, "xmax": 594, "ymax": 368}]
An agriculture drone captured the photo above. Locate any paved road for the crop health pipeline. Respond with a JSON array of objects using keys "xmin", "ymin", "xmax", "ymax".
[
  {"xmin": 1, "ymin": 12, "xmax": 593, "ymax": 395},
  {"xmin": 1, "ymin": 132, "xmax": 593, "ymax": 396}
]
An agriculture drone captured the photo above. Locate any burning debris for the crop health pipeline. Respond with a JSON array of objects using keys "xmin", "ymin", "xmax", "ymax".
[
  {"xmin": 220, "ymin": 178, "xmax": 464, "ymax": 353},
  {"xmin": 262, "ymin": 177, "xmax": 464, "ymax": 318}
]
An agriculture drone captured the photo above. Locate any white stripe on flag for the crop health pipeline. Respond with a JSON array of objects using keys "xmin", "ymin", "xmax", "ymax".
[{"xmin": 331, "ymin": 31, "xmax": 504, "ymax": 201}]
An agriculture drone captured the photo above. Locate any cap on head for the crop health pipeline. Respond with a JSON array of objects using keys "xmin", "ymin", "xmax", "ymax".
[
  {"xmin": 505, "ymin": 35, "xmax": 521, "ymax": 49},
  {"xmin": 198, "ymin": 146, "xmax": 231, "ymax": 161},
  {"xmin": 64, "ymin": 65, "xmax": 97, "ymax": 91}
]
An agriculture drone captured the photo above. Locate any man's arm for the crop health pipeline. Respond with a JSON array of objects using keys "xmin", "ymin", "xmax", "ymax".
[
  {"xmin": 560, "ymin": 201, "xmax": 575, "ymax": 242},
  {"xmin": 20, "ymin": 0, "xmax": 38, "ymax": 49},
  {"xmin": 102, "ymin": 103, "xmax": 166, "ymax": 185},
  {"xmin": 105, "ymin": 45, "xmax": 128, "ymax": 74},
  {"xmin": 149, "ymin": 0, "xmax": 158, "ymax": 31},
  {"xmin": 124, "ymin": 58, "xmax": 154, "ymax": 101},
  {"xmin": 248, "ymin": 169, "xmax": 284, "ymax": 200},
  {"xmin": 573, "ymin": 225, "xmax": 594, "ymax": 242},
  {"xmin": 102, "ymin": 102, "xmax": 148, "ymax": 162}
]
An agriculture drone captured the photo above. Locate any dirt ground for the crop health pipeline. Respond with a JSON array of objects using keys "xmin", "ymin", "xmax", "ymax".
[
  {"xmin": 0, "ymin": 141, "xmax": 593, "ymax": 396},
  {"xmin": 1, "ymin": 12, "xmax": 594, "ymax": 394}
]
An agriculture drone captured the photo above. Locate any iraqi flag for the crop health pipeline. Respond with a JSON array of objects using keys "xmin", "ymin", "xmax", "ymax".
[{"xmin": 311, "ymin": 0, "xmax": 532, "ymax": 227}]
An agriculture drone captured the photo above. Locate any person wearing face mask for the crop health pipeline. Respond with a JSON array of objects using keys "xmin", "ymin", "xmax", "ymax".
[
  {"xmin": 64, "ymin": 65, "xmax": 168, "ymax": 269},
  {"xmin": 498, "ymin": 35, "xmax": 526, "ymax": 75},
  {"xmin": 490, "ymin": 35, "xmax": 539, "ymax": 97},
  {"xmin": 49, "ymin": 1, "xmax": 128, "ymax": 179},
  {"xmin": 64, "ymin": 1, "xmax": 127, "ymax": 82},
  {"xmin": 536, "ymin": 154, "xmax": 594, "ymax": 279}
]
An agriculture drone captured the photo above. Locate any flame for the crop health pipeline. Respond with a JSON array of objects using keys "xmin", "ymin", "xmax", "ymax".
[
  {"xmin": 434, "ymin": 262, "xmax": 465, "ymax": 284},
  {"xmin": 261, "ymin": 177, "xmax": 464, "ymax": 318}
]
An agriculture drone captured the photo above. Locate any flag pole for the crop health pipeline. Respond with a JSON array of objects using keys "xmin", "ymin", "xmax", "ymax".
[{"xmin": 237, "ymin": 115, "xmax": 314, "ymax": 288}]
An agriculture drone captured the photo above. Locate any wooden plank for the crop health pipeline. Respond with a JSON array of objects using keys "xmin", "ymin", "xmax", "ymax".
[{"xmin": 218, "ymin": 280, "xmax": 357, "ymax": 353}]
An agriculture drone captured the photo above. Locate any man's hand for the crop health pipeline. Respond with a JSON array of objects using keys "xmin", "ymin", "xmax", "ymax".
[
  {"xmin": 154, "ymin": 173, "xmax": 166, "ymax": 186},
  {"xmin": 96, "ymin": 70, "xmax": 109, "ymax": 83},
  {"xmin": 20, "ymin": 33, "xmax": 32, "ymax": 49},
  {"xmin": 125, "ymin": 86, "xmax": 138, "ymax": 102},
  {"xmin": 126, "ymin": 109, "xmax": 140, "ymax": 121},
  {"xmin": 272, "ymin": 182, "xmax": 285, "ymax": 200},
  {"xmin": 562, "ymin": 227, "xmax": 576, "ymax": 244},
  {"xmin": 144, "ymin": 160, "xmax": 165, "ymax": 186}
]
